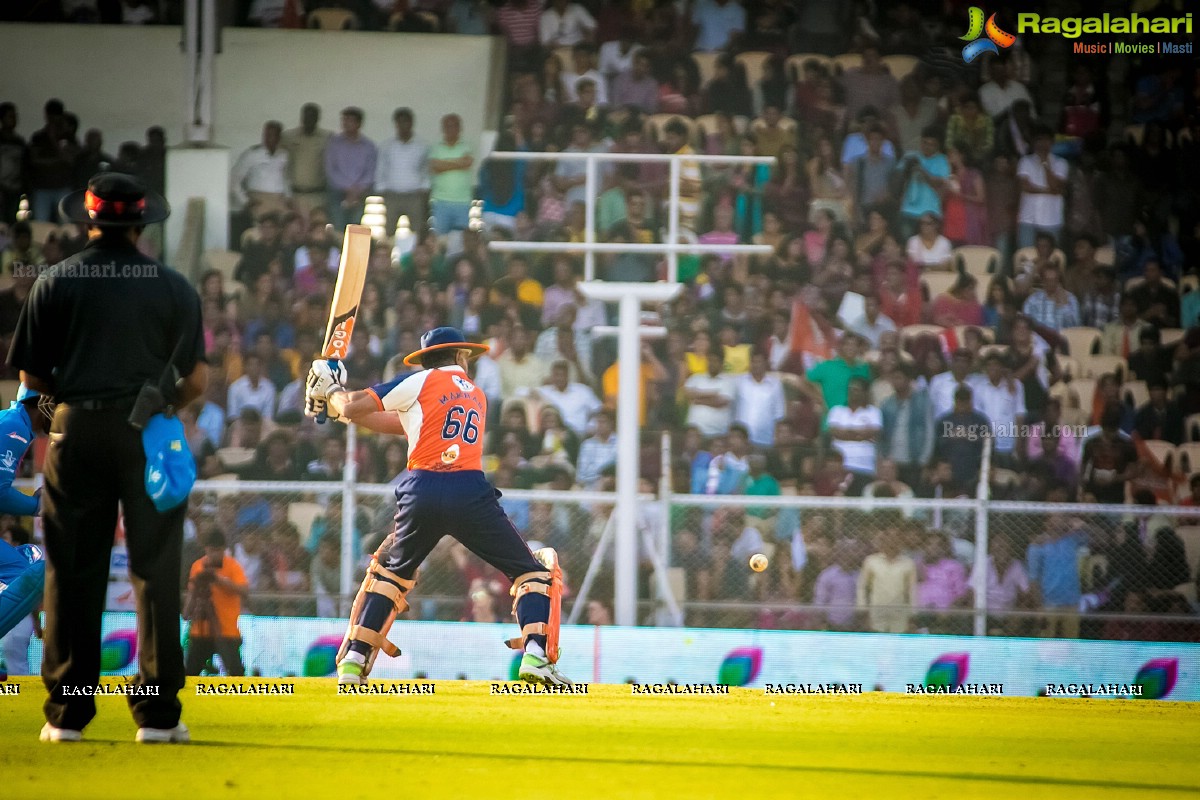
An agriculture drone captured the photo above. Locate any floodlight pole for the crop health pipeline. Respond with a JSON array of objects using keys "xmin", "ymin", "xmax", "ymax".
[{"xmin": 578, "ymin": 282, "xmax": 682, "ymax": 626}]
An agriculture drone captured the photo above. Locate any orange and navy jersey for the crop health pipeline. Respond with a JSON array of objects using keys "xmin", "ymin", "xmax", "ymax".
[{"xmin": 366, "ymin": 366, "xmax": 488, "ymax": 472}]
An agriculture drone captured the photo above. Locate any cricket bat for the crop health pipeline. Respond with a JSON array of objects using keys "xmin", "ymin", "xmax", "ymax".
[{"xmin": 316, "ymin": 223, "xmax": 372, "ymax": 423}]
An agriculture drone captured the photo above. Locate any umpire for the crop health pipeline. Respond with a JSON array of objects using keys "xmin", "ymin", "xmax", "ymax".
[{"xmin": 8, "ymin": 172, "xmax": 207, "ymax": 744}]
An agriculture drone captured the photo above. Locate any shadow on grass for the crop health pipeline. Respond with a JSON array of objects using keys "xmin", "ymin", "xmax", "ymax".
[{"xmin": 153, "ymin": 740, "xmax": 1199, "ymax": 794}]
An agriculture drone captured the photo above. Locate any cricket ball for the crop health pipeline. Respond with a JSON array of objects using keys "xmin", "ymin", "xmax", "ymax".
[{"xmin": 749, "ymin": 553, "xmax": 769, "ymax": 572}]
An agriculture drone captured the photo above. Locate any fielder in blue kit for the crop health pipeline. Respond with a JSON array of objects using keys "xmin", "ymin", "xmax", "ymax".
[
  {"xmin": 0, "ymin": 385, "xmax": 54, "ymax": 643},
  {"xmin": 306, "ymin": 327, "xmax": 571, "ymax": 686}
]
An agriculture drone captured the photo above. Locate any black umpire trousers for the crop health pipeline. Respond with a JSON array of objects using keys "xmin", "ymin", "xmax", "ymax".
[{"xmin": 41, "ymin": 404, "xmax": 186, "ymax": 731}]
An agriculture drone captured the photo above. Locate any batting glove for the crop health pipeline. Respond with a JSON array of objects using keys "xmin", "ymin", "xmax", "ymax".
[
  {"xmin": 304, "ymin": 395, "xmax": 342, "ymax": 422},
  {"xmin": 307, "ymin": 359, "xmax": 348, "ymax": 399}
]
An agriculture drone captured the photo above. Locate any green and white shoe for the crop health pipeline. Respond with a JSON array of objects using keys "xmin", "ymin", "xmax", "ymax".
[
  {"xmin": 518, "ymin": 653, "xmax": 573, "ymax": 686},
  {"xmin": 337, "ymin": 658, "xmax": 366, "ymax": 686}
]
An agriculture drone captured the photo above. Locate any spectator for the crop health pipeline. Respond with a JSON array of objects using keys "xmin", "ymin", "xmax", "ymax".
[
  {"xmin": 311, "ymin": 535, "xmax": 341, "ymax": 618},
  {"xmin": 813, "ymin": 541, "xmax": 859, "ymax": 631},
  {"xmin": 804, "ymin": 332, "xmax": 871, "ymax": 412},
  {"xmin": 1134, "ymin": 378, "xmax": 1184, "ymax": 445},
  {"xmin": 27, "ymin": 99, "xmax": 76, "ymax": 221},
  {"xmin": 826, "ymin": 377, "xmax": 882, "ymax": 495},
  {"xmin": 972, "ymin": 352, "xmax": 1026, "ymax": 465},
  {"xmin": 597, "ymin": 25, "xmax": 639, "ymax": 85},
  {"xmin": 916, "ymin": 533, "xmax": 968, "ymax": 631},
  {"xmin": 539, "ymin": 0, "xmax": 595, "ymax": 47},
  {"xmin": 840, "ymin": 42, "xmax": 899, "ymax": 125},
  {"xmin": 184, "ymin": 528, "xmax": 248, "ymax": 676},
  {"xmin": 880, "ymin": 363, "xmax": 934, "ymax": 489},
  {"xmin": 1100, "ymin": 294, "xmax": 1150, "ymax": 358},
  {"xmin": 1, "ymin": 221, "xmax": 42, "ymax": 277},
  {"xmin": 562, "ymin": 44, "xmax": 607, "ymax": 106},
  {"xmin": 1023, "ymin": 263, "xmax": 1080, "ymax": 331},
  {"xmin": 931, "ymin": 274, "xmax": 984, "ymax": 328},
  {"xmin": 847, "ymin": 124, "xmax": 896, "ymax": 224},
  {"xmin": 704, "ymin": 424, "xmax": 753, "ymax": 495},
  {"xmin": 979, "ymin": 56, "xmax": 1034, "ymax": 120},
  {"xmin": 235, "ymin": 212, "xmax": 288, "ymax": 286},
  {"xmin": 896, "ymin": 127, "xmax": 950, "ymax": 236},
  {"xmin": 1077, "ymin": 264, "xmax": 1122, "ymax": 331},
  {"xmin": 1127, "ymin": 326, "xmax": 1173, "ymax": 385},
  {"xmin": 324, "ymin": 107, "xmax": 377, "ymax": 231},
  {"xmin": 856, "ymin": 530, "xmax": 918, "ymax": 634},
  {"xmin": 230, "ymin": 120, "xmax": 290, "ymax": 223},
  {"xmin": 73, "ymin": 127, "xmax": 113, "ymax": 191},
  {"xmin": 969, "ymin": 534, "xmax": 1033, "ymax": 635},
  {"xmin": 535, "ymin": 360, "xmax": 601, "ymax": 437},
  {"xmin": 1015, "ymin": 126, "xmax": 1068, "ymax": 249},
  {"xmin": 684, "ymin": 347, "xmax": 736, "ymax": 438},
  {"xmin": 1027, "ymin": 515, "xmax": 1087, "ymax": 638},
  {"xmin": 1127, "ymin": 260, "xmax": 1180, "ymax": 329},
  {"xmin": 281, "ymin": 103, "xmax": 331, "ymax": 217},
  {"xmin": 227, "ymin": 352, "xmax": 276, "ymax": 421},
  {"xmin": 293, "ymin": 219, "xmax": 339, "ymax": 297},
  {"xmin": 894, "ymin": 77, "xmax": 939, "ymax": 155},
  {"xmin": 942, "ymin": 142, "xmax": 988, "ymax": 246},
  {"xmin": 733, "ymin": 350, "xmax": 785, "ymax": 447},
  {"xmin": 1080, "ymin": 404, "xmax": 1139, "ymax": 503},
  {"xmin": 376, "ymin": 108, "xmax": 430, "ymax": 235},
  {"xmin": 493, "ymin": 0, "xmax": 543, "ymax": 74},
  {"xmin": 845, "ymin": 293, "xmax": 896, "ymax": 350},
  {"xmin": 305, "ymin": 437, "xmax": 345, "ymax": 480},
  {"xmin": 428, "ymin": 113, "xmax": 474, "ymax": 235},
  {"xmin": 905, "ymin": 212, "xmax": 954, "ymax": 271},
  {"xmin": 576, "ymin": 409, "xmax": 617, "ymax": 488},
  {"xmin": 944, "ymin": 96, "xmax": 994, "ymax": 163},
  {"xmin": 611, "ymin": 50, "xmax": 658, "ymax": 114},
  {"xmin": 691, "ymin": 0, "xmax": 745, "ymax": 52},
  {"xmin": 497, "ymin": 323, "xmax": 548, "ymax": 400},
  {"xmin": 0, "ymin": 103, "xmax": 26, "ymax": 224},
  {"xmin": 932, "ymin": 386, "xmax": 992, "ymax": 489},
  {"xmin": 704, "ymin": 55, "xmax": 753, "ymax": 118},
  {"xmin": 534, "ymin": 304, "xmax": 593, "ymax": 384}
]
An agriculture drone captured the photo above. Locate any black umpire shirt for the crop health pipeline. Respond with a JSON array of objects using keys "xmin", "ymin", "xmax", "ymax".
[{"xmin": 7, "ymin": 237, "xmax": 206, "ymax": 402}]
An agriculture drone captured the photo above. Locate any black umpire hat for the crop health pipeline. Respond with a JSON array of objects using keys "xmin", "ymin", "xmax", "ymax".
[{"xmin": 59, "ymin": 171, "xmax": 170, "ymax": 227}]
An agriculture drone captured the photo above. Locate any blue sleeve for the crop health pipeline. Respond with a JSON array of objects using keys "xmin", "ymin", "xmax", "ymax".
[
  {"xmin": 368, "ymin": 371, "xmax": 420, "ymax": 408},
  {"xmin": 0, "ymin": 409, "xmax": 36, "ymax": 516}
]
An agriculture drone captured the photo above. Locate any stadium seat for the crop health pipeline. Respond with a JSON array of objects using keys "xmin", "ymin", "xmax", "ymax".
[
  {"xmin": 952, "ymin": 325, "xmax": 993, "ymax": 344},
  {"xmin": 1125, "ymin": 275, "xmax": 1176, "ymax": 292},
  {"xmin": 1059, "ymin": 327, "xmax": 1101, "ymax": 358},
  {"xmin": 0, "ymin": 380, "xmax": 20, "ymax": 406},
  {"xmin": 694, "ymin": 113, "xmax": 747, "ymax": 138},
  {"xmin": 953, "ymin": 245, "xmax": 1000, "ymax": 280},
  {"xmin": 785, "ymin": 53, "xmax": 832, "ymax": 81},
  {"xmin": 309, "ymin": 7, "xmax": 357, "ymax": 29},
  {"xmin": 288, "ymin": 502, "xmax": 324, "ymax": 542},
  {"xmin": 1094, "ymin": 244, "xmax": 1115, "ymax": 266},
  {"xmin": 921, "ymin": 271, "xmax": 958, "ymax": 301},
  {"xmin": 1160, "ymin": 328, "xmax": 1185, "ymax": 347},
  {"xmin": 750, "ymin": 115, "xmax": 797, "ymax": 135},
  {"xmin": 1079, "ymin": 354, "xmax": 1125, "ymax": 380},
  {"xmin": 1055, "ymin": 356, "xmax": 1080, "ymax": 381},
  {"xmin": 899, "ymin": 324, "xmax": 945, "ymax": 344},
  {"xmin": 978, "ymin": 343, "xmax": 1008, "ymax": 360},
  {"xmin": 225, "ymin": 279, "xmax": 247, "ymax": 301},
  {"xmin": 1012, "ymin": 246, "xmax": 1066, "ymax": 274},
  {"xmin": 1120, "ymin": 380, "xmax": 1148, "ymax": 410},
  {"xmin": 1186, "ymin": 413, "xmax": 1200, "ymax": 443},
  {"xmin": 691, "ymin": 52, "xmax": 721, "ymax": 86},
  {"xmin": 29, "ymin": 221, "xmax": 58, "ymax": 245},
  {"xmin": 832, "ymin": 53, "xmax": 863, "ymax": 73},
  {"xmin": 202, "ymin": 249, "xmax": 241, "ymax": 282},
  {"xmin": 1142, "ymin": 439, "xmax": 1176, "ymax": 469},
  {"xmin": 1177, "ymin": 445, "xmax": 1200, "ymax": 477},
  {"xmin": 734, "ymin": 50, "xmax": 773, "ymax": 88},
  {"xmin": 1182, "ymin": 274, "xmax": 1200, "ymax": 294},
  {"xmin": 645, "ymin": 114, "xmax": 699, "ymax": 146},
  {"xmin": 1050, "ymin": 377, "xmax": 1095, "ymax": 413},
  {"xmin": 553, "ymin": 45, "xmax": 574, "ymax": 70},
  {"xmin": 217, "ymin": 447, "xmax": 256, "ymax": 470},
  {"xmin": 881, "ymin": 54, "xmax": 919, "ymax": 80}
]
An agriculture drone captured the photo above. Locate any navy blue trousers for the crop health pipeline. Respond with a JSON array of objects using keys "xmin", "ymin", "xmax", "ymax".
[{"xmin": 351, "ymin": 470, "xmax": 549, "ymax": 654}]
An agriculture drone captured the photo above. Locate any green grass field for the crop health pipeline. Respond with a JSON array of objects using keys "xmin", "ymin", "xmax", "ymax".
[{"xmin": 1, "ymin": 677, "xmax": 1198, "ymax": 799}]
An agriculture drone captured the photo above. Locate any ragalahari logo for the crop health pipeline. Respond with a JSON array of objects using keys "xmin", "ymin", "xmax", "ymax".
[
  {"xmin": 717, "ymin": 647, "xmax": 763, "ymax": 686},
  {"xmin": 925, "ymin": 653, "xmax": 970, "ymax": 689},
  {"xmin": 961, "ymin": 8, "xmax": 1016, "ymax": 63},
  {"xmin": 1133, "ymin": 657, "xmax": 1178, "ymax": 700},
  {"xmin": 303, "ymin": 634, "xmax": 344, "ymax": 677}
]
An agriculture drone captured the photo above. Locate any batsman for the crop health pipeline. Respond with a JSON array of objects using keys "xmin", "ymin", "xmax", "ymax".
[{"xmin": 305, "ymin": 327, "xmax": 571, "ymax": 686}]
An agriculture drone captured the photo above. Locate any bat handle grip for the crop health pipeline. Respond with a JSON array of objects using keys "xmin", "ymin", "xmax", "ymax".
[{"xmin": 315, "ymin": 357, "xmax": 338, "ymax": 425}]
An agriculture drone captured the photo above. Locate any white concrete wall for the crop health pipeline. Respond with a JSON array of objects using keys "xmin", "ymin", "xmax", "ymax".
[{"xmin": 1, "ymin": 24, "xmax": 499, "ymax": 248}]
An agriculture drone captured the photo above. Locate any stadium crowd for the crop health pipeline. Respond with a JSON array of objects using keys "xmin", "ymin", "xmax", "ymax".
[{"xmin": 2, "ymin": 0, "xmax": 1200, "ymax": 642}]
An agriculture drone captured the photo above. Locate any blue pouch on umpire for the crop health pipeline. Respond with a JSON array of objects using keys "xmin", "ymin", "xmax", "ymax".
[{"xmin": 142, "ymin": 412, "xmax": 196, "ymax": 512}]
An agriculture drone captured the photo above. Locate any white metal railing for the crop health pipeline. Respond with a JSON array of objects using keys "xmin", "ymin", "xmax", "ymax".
[{"xmin": 484, "ymin": 150, "xmax": 777, "ymax": 282}]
